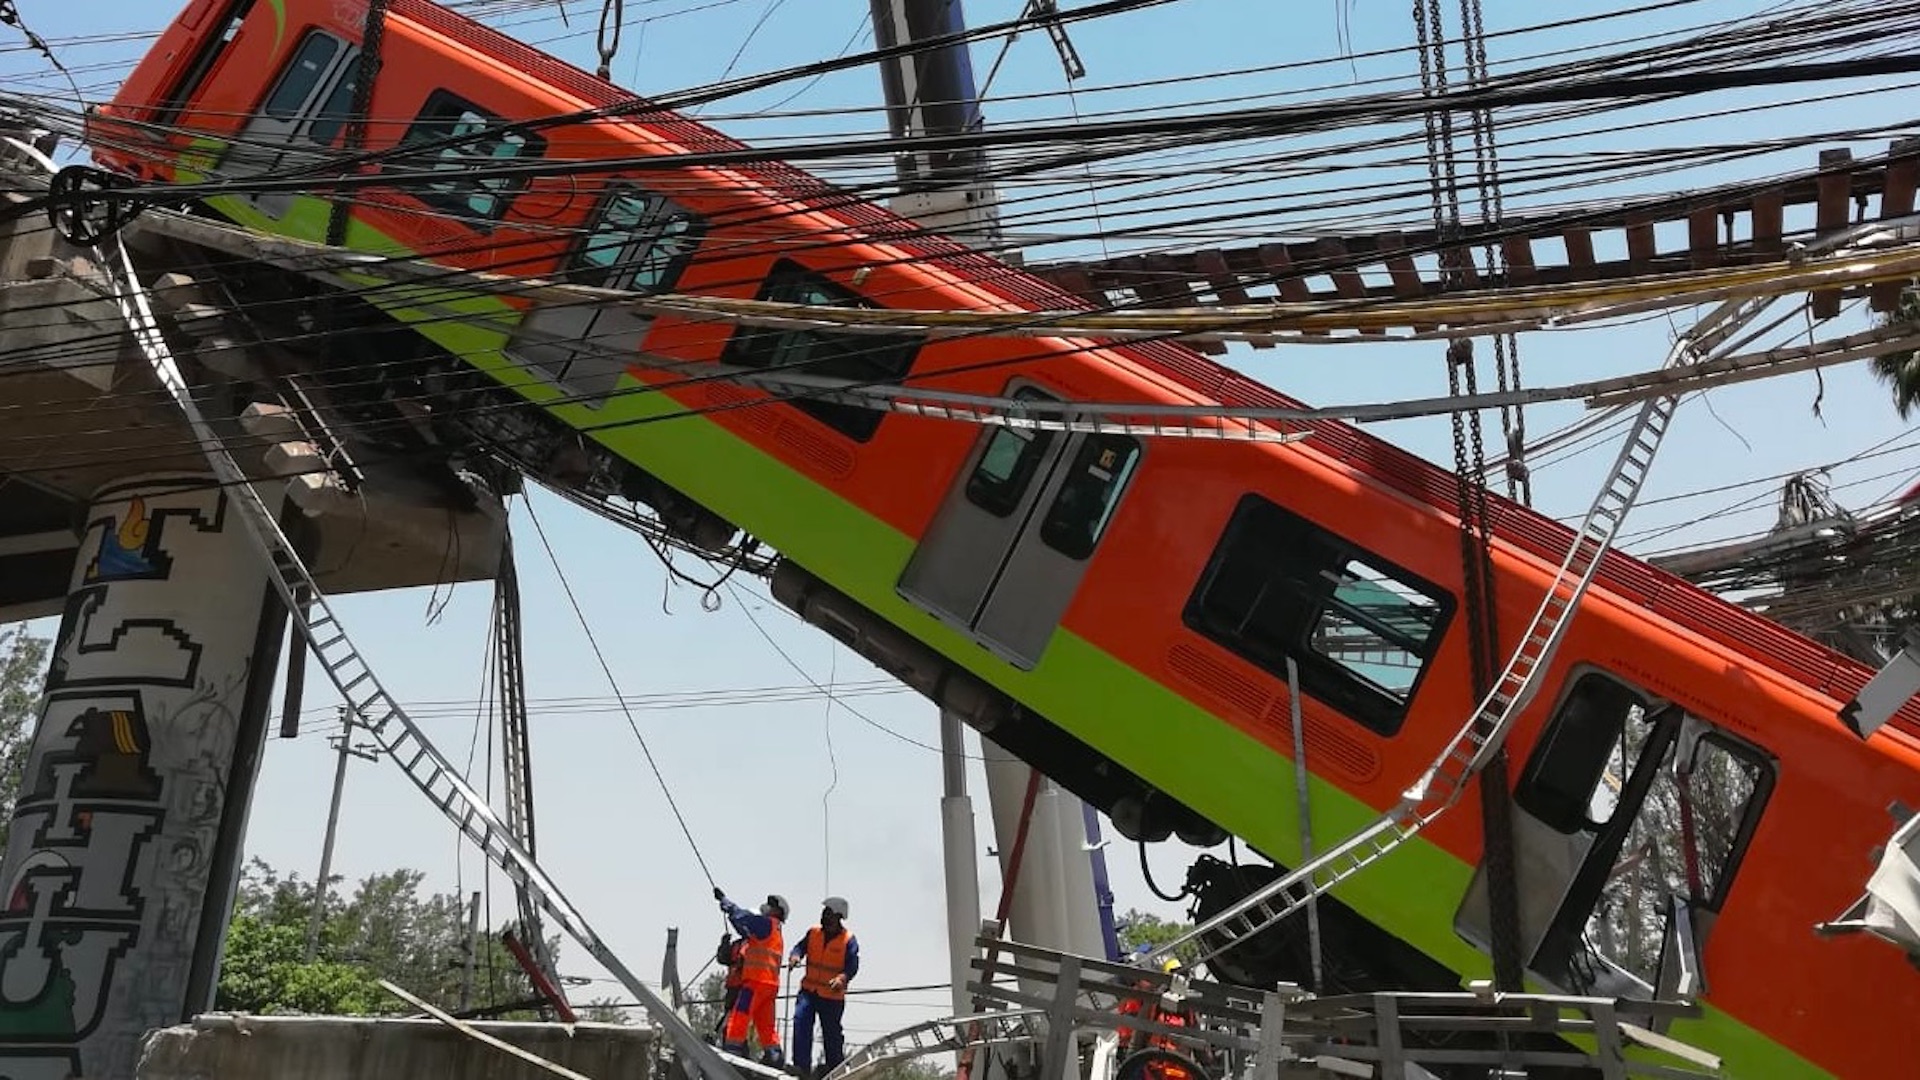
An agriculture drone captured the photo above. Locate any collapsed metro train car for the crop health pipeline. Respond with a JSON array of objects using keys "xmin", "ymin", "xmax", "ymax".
[{"xmin": 87, "ymin": 0, "xmax": 1920, "ymax": 1074}]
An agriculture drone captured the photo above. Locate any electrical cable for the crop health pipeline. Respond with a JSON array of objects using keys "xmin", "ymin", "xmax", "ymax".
[{"xmin": 520, "ymin": 488, "xmax": 719, "ymax": 888}]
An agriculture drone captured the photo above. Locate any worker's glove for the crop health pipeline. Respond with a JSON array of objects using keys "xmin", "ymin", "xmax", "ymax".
[
  {"xmin": 828, "ymin": 975, "xmax": 847, "ymax": 992},
  {"xmin": 787, "ymin": 957, "xmax": 802, "ymax": 969},
  {"xmin": 713, "ymin": 886, "xmax": 726, "ymax": 902}
]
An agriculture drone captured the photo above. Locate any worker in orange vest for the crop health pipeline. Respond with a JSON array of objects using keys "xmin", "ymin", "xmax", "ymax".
[
  {"xmin": 709, "ymin": 932, "xmax": 748, "ymax": 1041},
  {"xmin": 787, "ymin": 895, "xmax": 860, "ymax": 1077},
  {"xmin": 714, "ymin": 887, "xmax": 788, "ymax": 1067},
  {"xmin": 1114, "ymin": 955, "xmax": 1210, "ymax": 1080}
]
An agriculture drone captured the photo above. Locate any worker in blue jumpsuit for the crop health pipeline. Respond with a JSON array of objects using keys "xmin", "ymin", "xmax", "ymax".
[{"xmin": 787, "ymin": 896, "xmax": 859, "ymax": 1077}]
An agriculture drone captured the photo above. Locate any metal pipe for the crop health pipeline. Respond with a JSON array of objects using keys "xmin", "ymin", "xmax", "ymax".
[{"xmin": 1285, "ymin": 656, "xmax": 1323, "ymax": 993}]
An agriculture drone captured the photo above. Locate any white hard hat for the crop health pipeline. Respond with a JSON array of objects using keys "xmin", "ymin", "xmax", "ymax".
[
  {"xmin": 822, "ymin": 896, "xmax": 849, "ymax": 919},
  {"xmin": 763, "ymin": 894, "xmax": 790, "ymax": 921}
]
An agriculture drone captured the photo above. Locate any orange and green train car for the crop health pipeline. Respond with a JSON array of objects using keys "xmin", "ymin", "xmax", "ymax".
[{"xmin": 88, "ymin": 0, "xmax": 1920, "ymax": 1074}]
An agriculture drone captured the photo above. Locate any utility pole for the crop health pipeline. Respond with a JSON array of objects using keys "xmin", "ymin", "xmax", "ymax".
[
  {"xmin": 868, "ymin": 0, "xmax": 1083, "ymax": 252},
  {"xmin": 305, "ymin": 706, "xmax": 378, "ymax": 962},
  {"xmin": 460, "ymin": 890, "xmax": 482, "ymax": 1012}
]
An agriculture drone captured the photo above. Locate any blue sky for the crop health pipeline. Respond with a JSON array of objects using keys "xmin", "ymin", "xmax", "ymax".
[{"xmin": 7, "ymin": 0, "xmax": 1920, "ymax": 1045}]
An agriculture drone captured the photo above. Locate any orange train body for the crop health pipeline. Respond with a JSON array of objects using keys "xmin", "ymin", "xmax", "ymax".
[{"xmin": 88, "ymin": 1, "xmax": 1920, "ymax": 1074}]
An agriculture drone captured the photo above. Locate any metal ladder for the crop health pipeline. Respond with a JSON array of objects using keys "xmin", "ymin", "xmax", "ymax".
[
  {"xmin": 1151, "ymin": 292, "xmax": 1776, "ymax": 968},
  {"xmin": 95, "ymin": 236, "xmax": 742, "ymax": 1080}
]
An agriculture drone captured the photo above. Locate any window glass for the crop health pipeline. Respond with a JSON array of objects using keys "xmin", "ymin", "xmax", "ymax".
[
  {"xmin": 720, "ymin": 259, "xmax": 921, "ymax": 442},
  {"xmin": 1579, "ymin": 731, "xmax": 1768, "ymax": 988},
  {"xmin": 1517, "ymin": 675, "xmax": 1775, "ymax": 995},
  {"xmin": 263, "ymin": 33, "xmax": 337, "ymax": 119},
  {"xmin": 1183, "ymin": 494, "xmax": 1454, "ymax": 735},
  {"xmin": 395, "ymin": 91, "xmax": 545, "ymax": 225},
  {"xmin": 1515, "ymin": 675, "xmax": 1651, "ymax": 834},
  {"xmin": 965, "ymin": 388, "xmax": 1057, "ymax": 517},
  {"xmin": 1309, "ymin": 558, "xmax": 1444, "ymax": 697},
  {"xmin": 570, "ymin": 186, "xmax": 704, "ymax": 293},
  {"xmin": 304, "ymin": 56, "xmax": 361, "ymax": 146},
  {"xmin": 1039, "ymin": 434, "xmax": 1140, "ymax": 559}
]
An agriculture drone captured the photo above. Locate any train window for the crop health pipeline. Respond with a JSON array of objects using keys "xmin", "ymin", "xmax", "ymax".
[
  {"xmin": 965, "ymin": 388, "xmax": 1057, "ymax": 517},
  {"xmin": 1515, "ymin": 674, "xmax": 1652, "ymax": 834},
  {"xmin": 263, "ymin": 33, "xmax": 340, "ymax": 120},
  {"xmin": 394, "ymin": 91, "xmax": 545, "ymax": 225},
  {"xmin": 1183, "ymin": 493, "xmax": 1454, "ymax": 736},
  {"xmin": 304, "ymin": 57, "xmax": 363, "ymax": 147},
  {"xmin": 1039, "ymin": 434, "xmax": 1141, "ymax": 559},
  {"xmin": 1520, "ymin": 677, "xmax": 1776, "ymax": 993},
  {"xmin": 569, "ymin": 184, "xmax": 705, "ymax": 293},
  {"xmin": 720, "ymin": 259, "xmax": 921, "ymax": 442}
]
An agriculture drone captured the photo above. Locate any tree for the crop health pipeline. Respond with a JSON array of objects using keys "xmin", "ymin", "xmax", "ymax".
[
  {"xmin": 685, "ymin": 969, "xmax": 730, "ymax": 1037},
  {"xmin": 577, "ymin": 997, "xmax": 634, "ymax": 1025},
  {"xmin": 217, "ymin": 857, "xmax": 558, "ymax": 1017},
  {"xmin": 1114, "ymin": 908, "xmax": 1200, "ymax": 966},
  {"xmin": 863, "ymin": 1062, "xmax": 952, "ymax": 1079},
  {"xmin": 1871, "ymin": 286, "xmax": 1920, "ymax": 419},
  {"xmin": 0, "ymin": 627, "xmax": 49, "ymax": 852}
]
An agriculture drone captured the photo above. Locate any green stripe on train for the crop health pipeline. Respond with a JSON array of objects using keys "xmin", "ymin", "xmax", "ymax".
[{"xmin": 192, "ymin": 189, "xmax": 1824, "ymax": 1079}]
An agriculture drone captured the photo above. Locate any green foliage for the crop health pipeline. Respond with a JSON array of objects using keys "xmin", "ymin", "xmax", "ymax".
[
  {"xmin": 686, "ymin": 969, "xmax": 730, "ymax": 1038},
  {"xmin": 577, "ymin": 997, "xmax": 634, "ymax": 1025},
  {"xmin": 1114, "ymin": 908, "xmax": 1200, "ymax": 966},
  {"xmin": 217, "ymin": 857, "xmax": 560, "ymax": 1017},
  {"xmin": 1872, "ymin": 286, "xmax": 1920, "ymax": 420},
  {"xmin": 0, "ymin": 628, "xmax": 49, "ymax": 853},
  {"xmin": 863, "ymin": 1061, "xmax": 953, "ymax": 1079}
]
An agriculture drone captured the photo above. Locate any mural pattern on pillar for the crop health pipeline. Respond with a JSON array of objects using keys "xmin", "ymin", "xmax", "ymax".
[{"xmin": 0, "ymin": 481, "xmax": 270, "ymax": 1080}]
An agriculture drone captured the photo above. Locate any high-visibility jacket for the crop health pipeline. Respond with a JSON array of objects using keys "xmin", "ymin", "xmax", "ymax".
[
  {"xmin": 799, "ymin": 926, "xmax": 853, "ymax": 1000},
  {"xmin": 723, "ymin": 938, "xmax": 747, "ymax": 991},
  {"xmin": 739, "ymin": 919, "xmax": 784, "ymax": 990},
  {"xmin": 1116, "ymin": 990, "xmax": 1199, "ymax": 1080}
]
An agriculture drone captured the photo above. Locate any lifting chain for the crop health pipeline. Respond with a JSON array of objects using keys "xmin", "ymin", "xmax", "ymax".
[
  {"xmin": 1418, "ymin": 0, "xmax": 1526, "ymax": 994},
  {"xmin": 326, "ymin": 0, "xmax": 389, "ymax": 249}
]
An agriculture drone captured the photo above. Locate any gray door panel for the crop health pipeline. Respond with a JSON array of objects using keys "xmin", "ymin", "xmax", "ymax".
[
  {"xmin": 225, "ymin": 32, "xmax": 357, "ymax": 221},
  {"xmin": 900, "ymin": 386, "xmax": 1142, "ymax": 669},
  {"xmin": 1454, "ymin": 811, "xmax": 1594, "ymax": 965},
  {"xmin": 897, "ymin": 387, "xmax": 1067, "ymax": 630},
  {"xmin": 567, "ymin": 307, "xmax": 652, "ymax": 408},
  {"xmin": 972, "ymin": 432, "xmax": 1140, "ymax": 667},
  {"xmin": 508, "ymin": 304, "xmax": 599, "ymax": 386}
]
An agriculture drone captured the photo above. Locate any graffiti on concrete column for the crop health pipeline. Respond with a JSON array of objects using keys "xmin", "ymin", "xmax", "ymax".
[
  {"xmin": 46, "ymin": 494, "xmax": 220, "ymax": 694},
  {"xmin": 0, "ymin": 480, "xmax": 269, "ymax": 1080}
]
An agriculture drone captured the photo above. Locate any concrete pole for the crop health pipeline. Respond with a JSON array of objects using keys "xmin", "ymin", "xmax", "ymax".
[
  {"xmin": 938, "ymin": 709, "xmax": 982, "ymax": 1018},
  {"xmin": 867, "ymin": 0, "xmax": 1004, "ymax": 249},
  {"xmin": 461, "ymin": 890, "xmax": 482, "ymax": 1012},
  {"xmin": 0, "ymin": 475, "xmax": 282, "ymax": 1080},
  {"xmin": 980, "ymin": 739, "xmax": 1103, "ymax": 968},
  {"xmin": 305, "ymin": 707, "xmax": 354, "ymax": 962}
]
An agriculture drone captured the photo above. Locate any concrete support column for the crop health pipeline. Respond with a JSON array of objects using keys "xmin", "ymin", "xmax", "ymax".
[
  {"xmin": 980, "ymin": 739, "xmax": 1104, "ymax": 961},
  {"xmin": 0, "ymin": 475, "xmax": 286, "ymax": 1080},
  {"xmin": 938, "ymin": 710, "xmax": 981, "ymax": 1020}
]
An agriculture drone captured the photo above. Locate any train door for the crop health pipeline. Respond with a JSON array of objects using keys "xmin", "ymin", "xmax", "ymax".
[
  {"xmin": 506, "ymin": 183, "xmax": 703, "ymax": 409},
  {"xmin": 222, "ymin": 29, "xmax": 360, "ymax": 221},
  {"xmin": 1454, "ymin": 671, "xmax": 1774, "ymax": 1009},
  {"xmin": 898, "ymin": 383, "xmax": 1143, "ymax": 669}
]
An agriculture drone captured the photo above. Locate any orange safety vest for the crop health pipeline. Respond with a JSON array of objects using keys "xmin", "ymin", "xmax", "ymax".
[
  {"xmin": 1116, "ymin": 988, "xmax": 1197, "ymax": 1080},
  {"xmin": 740, "ymin": 919, "xmax": 784, "ymax": 990},
  {"xmin": 799, "ymin": 926, "xmax": 852, "ymax": 1000},
  {"xmin": 723, "ymin": 938, "xmax": 747, "ymax": 991}
]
